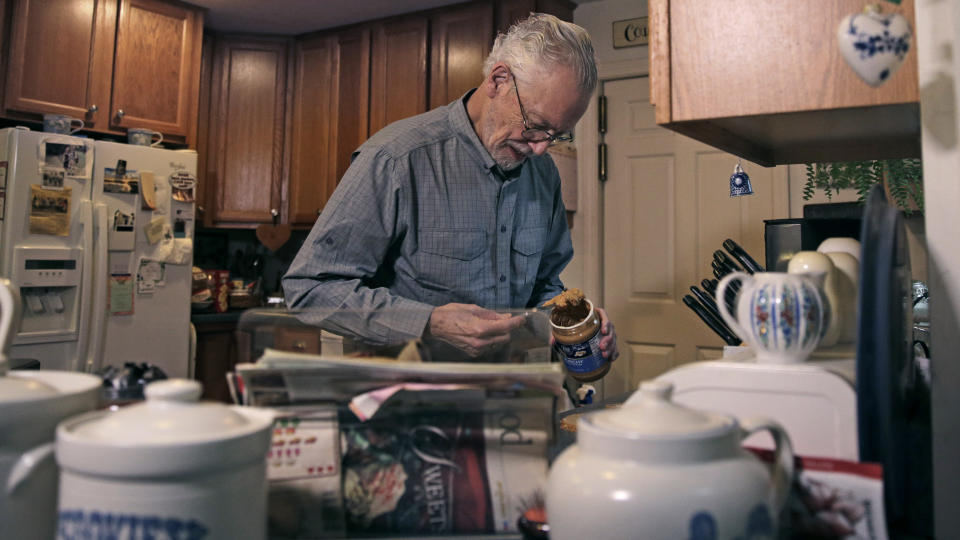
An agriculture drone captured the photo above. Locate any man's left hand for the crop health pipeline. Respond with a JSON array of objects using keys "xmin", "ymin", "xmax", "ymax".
[{"xmin": 595, "ymin": 307, "xmax": 620, "ymax": 362}]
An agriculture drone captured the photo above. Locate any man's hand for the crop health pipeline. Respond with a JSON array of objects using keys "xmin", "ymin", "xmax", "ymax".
[
  {"xmin": 425, "ymin": 303, "xmax": 526, "ymax": 357},
  {"xmin": 595, "ymin": 307, "xmax": 620, "ymax": 362}
]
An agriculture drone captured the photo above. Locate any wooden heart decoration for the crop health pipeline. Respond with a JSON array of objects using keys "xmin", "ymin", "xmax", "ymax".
[
  {"xmin": 837, "ymin": 7, "xmax": 912, "ymax": 87},
  {"xmin": 256, "ymin": 223, "xmax": 291, "ymax": 252}
]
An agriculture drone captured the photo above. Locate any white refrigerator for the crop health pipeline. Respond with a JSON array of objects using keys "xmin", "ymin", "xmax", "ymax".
[{"xmin": 0, "ymin": 127, "xmax": 197, "ymax": 378}]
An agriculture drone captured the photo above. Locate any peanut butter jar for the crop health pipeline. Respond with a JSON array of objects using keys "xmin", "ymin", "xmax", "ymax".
[{"xmin": 550, "ymin": 299, "xmax": 610, "ymax": 382}]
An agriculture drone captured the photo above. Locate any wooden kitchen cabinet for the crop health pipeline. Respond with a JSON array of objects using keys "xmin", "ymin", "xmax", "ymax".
[
  {"xmin": 287, "ymin": 26, "xmax": 370, "ymax": 227},
  {"xmin": 4, "ymin": 0, "xmax": 202, "ymax": 144},
  {"xmin": 194, "ymin": 321, "xmax": 239, "ymax": 403},
  {"xmin": 429, "ymin": 1, "xmax": 493, "ymax": 109},
  {"xmin": 369, "ymin": 14, "xmax": 428, "ymax": 134},
  {"xmin": 648, "ymin": 0, "xmax": 919, "ymax": 166},
  {"xmin": 206, "ymin": 35, "xmax": 289, "ymax": 226},
  {"xmin": 495, "ymin": 0, "xmax": 574, "ymax": 33}
]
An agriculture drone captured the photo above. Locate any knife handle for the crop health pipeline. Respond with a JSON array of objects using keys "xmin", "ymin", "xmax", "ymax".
[
  {"xmin": 683, "ymin": 295, "xmax": 741, "ymax": 346},
  {"xmin": 714, "ymin": 250, "xmax": 744, "ymax": 275},
  {"xmin": 723, "ymin": 238, "xmax": 765, "ymax": 273}
]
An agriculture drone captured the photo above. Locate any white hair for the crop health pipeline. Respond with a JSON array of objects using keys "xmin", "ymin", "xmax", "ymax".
[{"xmin": 483, "ymin": 13, "xmax": 598, "ymax": 95}]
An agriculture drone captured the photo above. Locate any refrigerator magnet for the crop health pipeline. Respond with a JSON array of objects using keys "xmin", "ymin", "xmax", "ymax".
[
  {"xmin": 41, "ymin": 168, "xmax": 65, "ymax": 189},
  {"xmin": 39, "ymin": 139, "xmax": 90, "ymax": 179},
  {"xmin": 103, "ymin": 167, "xmax": 140, "ymax": 194},
  {"xmin": 169, "ymin": 171, "xmax": 196, "ymax": 203},
  {"xmin": 143, "ymin": 216, "xmax": 165, "ymax": 245},
  {"xmin": 108, "ymin": 274, "xmax": 134, "ymax": 316},
  {"xmin": 140, "ymin": 171, "xmax": 157, "ymax": 210},
  {"xmin": 29, "ymin": 185, "xmax": 71, "ymax": 236},
  {"xmin": 108, "ymin": 208, "xmax": 136, "ymax": 251},
  {"xmin": 137, "ymin": 258, "xmax": 166, "ymax": 295}
]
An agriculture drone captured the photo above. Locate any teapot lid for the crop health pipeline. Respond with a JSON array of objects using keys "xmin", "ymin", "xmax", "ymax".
[
  {"xmin": 56, "ymin": 379, "xmax": 274, "ymax": 477},
  {"xmin": 586, "ymin": 381, "xmax": 734, "ymax": 439}
]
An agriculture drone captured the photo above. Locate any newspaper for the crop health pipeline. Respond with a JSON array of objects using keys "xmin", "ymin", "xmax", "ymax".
[
  {"xmin": 237, "ymin": 350, "xmax": 561, "ymax": 539},
  {"xmin": 749, "ymin": 448, "xmax": 887, "ymax": 539}
]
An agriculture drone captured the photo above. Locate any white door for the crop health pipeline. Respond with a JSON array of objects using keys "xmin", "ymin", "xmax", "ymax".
[{"xmin": 600, "ymin": 77, "xmax": 789, "ymax": 397}]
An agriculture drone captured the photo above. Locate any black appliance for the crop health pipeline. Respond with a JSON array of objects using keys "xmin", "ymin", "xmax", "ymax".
[
  {"xmin": 856, "ymin": 186, "xmax": 932, "ymax": 538},
  {"xmin": 763, "ymin": 202, "xmax": 863, "ymax": 272}
]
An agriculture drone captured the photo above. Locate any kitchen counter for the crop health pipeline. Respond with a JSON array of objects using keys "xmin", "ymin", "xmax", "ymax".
[{"xmin": 190, "ymin": 309, "xmax": 247, "ymax": 324}]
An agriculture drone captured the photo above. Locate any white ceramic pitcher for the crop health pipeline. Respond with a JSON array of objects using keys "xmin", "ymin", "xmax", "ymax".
[{"xmin": 717, "ymin": 271, "xmax": 829, "ymax": 363}]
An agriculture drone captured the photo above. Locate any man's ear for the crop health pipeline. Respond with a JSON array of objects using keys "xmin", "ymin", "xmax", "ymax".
[{"xmin": 483, "ymin": 63, "xmax": 510, "ymax": 98}]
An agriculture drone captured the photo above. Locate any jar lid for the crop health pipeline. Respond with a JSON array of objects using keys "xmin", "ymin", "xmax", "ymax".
[
  {"xmin": 585, "ymin": 381, "xmax": 734, "ymax": 439},
  {"xmin": 57, "ymin": 379, "xmax": 274, "ymax": 477}
]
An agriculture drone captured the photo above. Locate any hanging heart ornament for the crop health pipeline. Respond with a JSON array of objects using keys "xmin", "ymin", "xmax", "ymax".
[{"xmin": 837, "ymin": 4, "xmax": 912, "ymax": 87}]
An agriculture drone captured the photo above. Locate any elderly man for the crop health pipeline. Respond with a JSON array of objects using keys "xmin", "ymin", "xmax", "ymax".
[{"xmin": 284, "ymin": 13, "xmax": 618, "ymax": 364}]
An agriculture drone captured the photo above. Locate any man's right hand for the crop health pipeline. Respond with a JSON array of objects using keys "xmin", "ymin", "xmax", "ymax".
[{"xmin": 424, "ymin": 303, "xmax": 526, "ymax": 357}]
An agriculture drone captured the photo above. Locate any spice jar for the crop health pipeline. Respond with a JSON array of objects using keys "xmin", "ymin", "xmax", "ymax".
[{"xmin": 550, "ymin": 298, "xmax": 609, "ymax": 382}]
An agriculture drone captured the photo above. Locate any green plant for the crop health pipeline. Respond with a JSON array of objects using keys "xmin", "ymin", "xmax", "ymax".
[{"xmin": 803, "ymin": 158, "xmax": 924, "ymax": 214}]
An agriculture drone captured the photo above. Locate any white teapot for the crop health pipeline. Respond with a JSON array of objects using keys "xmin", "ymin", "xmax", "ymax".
[{"xmin": 547, "ymin": 381, "xmax": 794, "ymax": 540}]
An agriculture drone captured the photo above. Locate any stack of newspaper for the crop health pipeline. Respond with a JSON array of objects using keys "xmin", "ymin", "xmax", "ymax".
[{"xmin": 233, "ymin": 349, "xmax": 564, "ymax": 539}]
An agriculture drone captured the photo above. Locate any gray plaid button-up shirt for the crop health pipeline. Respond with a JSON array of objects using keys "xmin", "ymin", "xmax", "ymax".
[{"xmin": 283, "ymin": 90, "xmax": 572, "ymax": 345}]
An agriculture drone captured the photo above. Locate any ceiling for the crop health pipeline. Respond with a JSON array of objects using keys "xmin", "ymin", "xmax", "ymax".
[{"xmin": 188, "ymin": 0, "xmax": 479, "ymax": 35}]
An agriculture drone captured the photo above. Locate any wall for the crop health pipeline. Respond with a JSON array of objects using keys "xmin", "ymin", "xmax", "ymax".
[{"xmin": 916, "ymin": 0, "xmax": 960, "ymax": 537}]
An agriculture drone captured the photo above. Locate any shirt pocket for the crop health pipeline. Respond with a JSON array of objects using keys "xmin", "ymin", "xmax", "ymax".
[
  {"xmin": 511, "ymin": 226, "xmax": 546, "ymax": 290},
  {"xmin": 415, "ymin": 228, "xmax": 488, "ymax": 293}
]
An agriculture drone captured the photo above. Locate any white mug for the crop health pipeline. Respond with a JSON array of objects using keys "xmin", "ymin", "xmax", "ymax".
[
  {"xmin": 43, "ymin": 114, "xmax": 84, "ymax": 135},
  {"xmin": 127, "ymin": 128, "xmax": 163, "ymax": 147}
]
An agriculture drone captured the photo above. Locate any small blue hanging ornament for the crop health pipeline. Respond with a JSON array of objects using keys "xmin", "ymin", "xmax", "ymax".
[{"xmin": 729, "ymin": 161, "xmax": 754, "ymax": 197}]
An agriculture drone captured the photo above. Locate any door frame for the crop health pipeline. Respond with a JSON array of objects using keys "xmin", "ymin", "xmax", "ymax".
[{"xmin": 575, "ymin": 57, "xmax": 648, "ymax": 306}]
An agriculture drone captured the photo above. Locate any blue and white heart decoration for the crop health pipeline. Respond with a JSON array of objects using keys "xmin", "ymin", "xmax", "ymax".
[{"xmin": 837, "ymin": 4, "xmax": 912, "ymax": 87}]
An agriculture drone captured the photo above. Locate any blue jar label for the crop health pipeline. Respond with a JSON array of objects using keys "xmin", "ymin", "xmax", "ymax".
[{"xmin": 555, "ymin": 330, "xmax": 606, "ymax": 374}]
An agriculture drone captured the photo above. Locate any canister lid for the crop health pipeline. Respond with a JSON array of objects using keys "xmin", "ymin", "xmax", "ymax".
[
  {"xmin": 0, "ymin": 373, "xmax": 59, "ymax": 402},
  {"xmin": 56, "ymin": 379, "xmax": 274, "ymax": 477}
]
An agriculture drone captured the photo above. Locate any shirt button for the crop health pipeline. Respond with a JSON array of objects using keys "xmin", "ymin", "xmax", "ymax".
[
  {"xmin": 325, "ymin": 237, "xmax": 334, "ymax": 245},
  {"xmin": 499, "ymin": 275, "xmax": 506, "ymax": 282},
  {"xmin": 500, "ymin": 225, "xmax": 506, "ymax": 233}
]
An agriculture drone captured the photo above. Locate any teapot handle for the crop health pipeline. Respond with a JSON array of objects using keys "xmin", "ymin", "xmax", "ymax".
[
  {"xmin": 739, "ymin": 417, "xmax": 794, "ymax": 512},
  {"xmin": 716, "ymin": 271, "xmax": 750, "ymax": 342}
]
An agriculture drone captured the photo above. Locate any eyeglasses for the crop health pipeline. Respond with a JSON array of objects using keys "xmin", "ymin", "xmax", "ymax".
[{"xmin": 511, "ymin": 73, "xmax": 574, "ymax": 146}]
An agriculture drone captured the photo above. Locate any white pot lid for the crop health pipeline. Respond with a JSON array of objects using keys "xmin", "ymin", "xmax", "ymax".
[
  {"xmin": 586, "ymin": 380, "xmax": 734, "ymax": 439},
  {"xmin": 57, "ymin": 379, "xmax": 274, "ymax": 477}
]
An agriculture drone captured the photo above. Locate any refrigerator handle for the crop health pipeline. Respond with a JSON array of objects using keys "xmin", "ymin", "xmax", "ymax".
[
  {"xmin": 84, "ymin": 202, "xmax": 109, "ymax": 373},
  {"xmin": 73, "ymin": 200, "xmax": 95, "ymax": 372}
]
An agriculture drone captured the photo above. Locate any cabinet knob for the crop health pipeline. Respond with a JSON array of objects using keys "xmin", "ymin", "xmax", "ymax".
[
  {"xmin": 87, "ymin": 104, "xmax": 98, "ymax": 114},
  {"xmin": 115, "ymin": 109, "xmax": 125, "ymax": 119},
  {"xmin": 317, "ymin": 209, "xmax": 322, "ymax": 216},
  {"xmin": 292, "ymin": 340, "xmax": 307, "ymax": 351}
]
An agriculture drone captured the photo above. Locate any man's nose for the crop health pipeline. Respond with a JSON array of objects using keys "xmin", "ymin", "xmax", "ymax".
[{"xmin": 529, "ymin": 140, "xmax": 550, "ymax": 155}]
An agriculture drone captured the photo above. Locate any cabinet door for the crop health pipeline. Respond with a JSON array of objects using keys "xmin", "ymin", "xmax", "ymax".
[
  {"xmin": 496, "ymin": 0, "xmax": 573, "ymax": 34},
  {"xmin": 288, "ymin": 27, "xmax": 370, "ymax": 227},
  {"xmin": 430, "ymin": 1, "xmax": 493, "ymax": 109},
  {"xmin": 111, "ymin": 0, "xmax": 202, "ymax": 140},
  {"xmin": 369, "ymin": 15, "xmax": 427, "ymax": 134},
  {"xmin": 4, "ymin": 0, "xmax": 116, "ymax": 128},
  {"xmin": 208, "ymin": 37, "xmax": 288, "ymax": 225}
]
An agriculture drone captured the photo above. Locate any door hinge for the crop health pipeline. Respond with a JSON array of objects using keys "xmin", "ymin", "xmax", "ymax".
[
  {"xmin": 598, "ymin": 95, "xmax": 607, "ymax": 134},
  {"xmin": 598, "ymin": 142, "xmax": 607, "ymax": 182}
]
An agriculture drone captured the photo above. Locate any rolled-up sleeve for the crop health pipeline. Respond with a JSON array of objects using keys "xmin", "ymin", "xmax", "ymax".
[{"xmin": 282, "ymin": 148, "xmax": 434, "ymax": 345}]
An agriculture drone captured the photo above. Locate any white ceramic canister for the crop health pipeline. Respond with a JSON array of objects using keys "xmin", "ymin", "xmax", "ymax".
[
  {"xmin": 547, "ymin": 381, "xmax": 794, "ymax": 540},
  {"xmin": 717, "ymin": 271, "xmax": 828, "ymax": 363},
  {"xmin": 55, "ymin": 379, "xmax": 274, "ymax": 540},
  {"xmin": 1, "ymin": 371, "xmax": 101, "ymax": 540},
  {"xmin": 0, "ymin": 277, "xmax": 102, "ymax": 540}
]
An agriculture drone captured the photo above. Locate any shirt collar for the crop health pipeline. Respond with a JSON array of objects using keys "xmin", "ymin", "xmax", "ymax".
[{"xmin": 449, "ymin": 88, "xmax": 521, "ymax": 180}]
